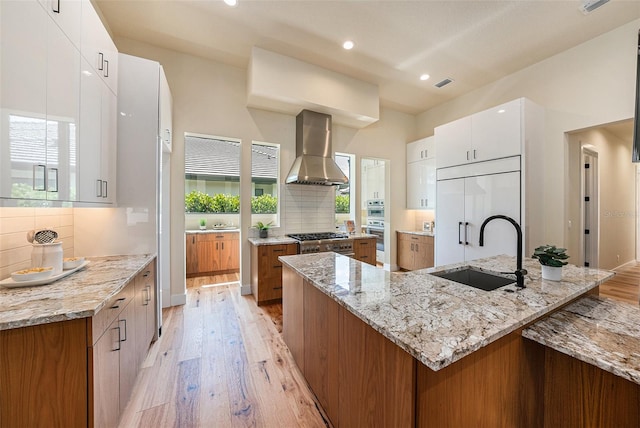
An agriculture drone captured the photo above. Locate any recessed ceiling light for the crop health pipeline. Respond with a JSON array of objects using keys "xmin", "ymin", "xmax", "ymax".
[
  {"xmin": 420, "ymin": 74, "xmax": 430, "ymax": 81},
  {"xmin": 343, "ymin": 40, "xmax": 354, "ymax": 50},
  {"xmin": 224, "ymin": 0, "xmax": 237, "ymax": 6}
]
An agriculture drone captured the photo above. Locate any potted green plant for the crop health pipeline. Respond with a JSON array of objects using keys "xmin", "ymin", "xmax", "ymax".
[
  {"xmin": 199, "ymin": 218, "xmax": 207, "ymax": 230},
  {"xmin": 255, "ymin": 221, "xmax": 272, "ymax": 238},
  {"xmin": 532, "ymin": 245, "xmax": 569, "ymax": 281}
]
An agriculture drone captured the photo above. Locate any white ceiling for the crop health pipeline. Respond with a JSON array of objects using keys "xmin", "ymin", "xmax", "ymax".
[{"xmin": 96, "ymin": 0, "xmax": 640, "ymax": 115}]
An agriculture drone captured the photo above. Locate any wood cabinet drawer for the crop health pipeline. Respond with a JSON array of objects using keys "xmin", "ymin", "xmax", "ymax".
[
  {"xmin": 91, "ymin": 277, "xmax": 135, "ymax": 345},
  {"xmin": 197, "ymin": 233, "xmax": 229, "ymax": 242}
]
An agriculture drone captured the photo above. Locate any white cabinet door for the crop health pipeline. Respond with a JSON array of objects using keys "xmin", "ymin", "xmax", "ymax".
[
  {"xmin": 80, "ymin": 0, "xmax": 118, "ymax": 94},
  {"xmin": 101, "ymin": 85, "xmax": 116, "ymax": 203},
  {"xmin": 159, "ymin": 66, "xmax": 172, "ymax": 153},
  {"xmin": 406, "ymin": 161, "xmax": 422, "ymax": 209},
  {"xmin": 471, "ymin": 99, "xmax": 522, "ymax": 162},
  {"xmin": 435, "ymin": 116, "xmax": 471, "ymax": 169},
  {"xmin": 424, "ymin": 157, "xmax": 436, "ymax": 209},
  {"xmin": 47, "ymin": 17, "xmax": 80, "ymax": 201},
  {"xmin": 435, "ymin": 178, "xmax": 465, "ymax": 266},
  {"xmin": 78, "ymin": 58, "xmax": 102, "ymax": 202},
  {"xmin": 407, "ymin": 159, "xmax": 435, "ymax": 210},
  {"xmin": 0, "ymin": 0, "xmax": 48, "ymax": 200},
  {"xmin": 42, "ymin": 0, "xmax": 82, "ymax": 49},
  {"xmin": 463, "ymin": 171, "xmax": 521, "ymax": 262},
  {"xmin": 407, "ymin": 136, "xmax": 434, "ymax": 163}
]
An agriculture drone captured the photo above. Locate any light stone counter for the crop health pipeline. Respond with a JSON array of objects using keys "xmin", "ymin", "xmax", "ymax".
[
  {"xmin": 522, "ymin": 295, "xmax": 640, "ymax": 385},
  {"xmin": 0, "ymin": 254, "xmax": 156, "ymax": 331},
  {"xmin": 397, "ymin": 230, "xmax": 435, "ymax": 237},
  {"xmin": 186, "ymin": 229, "xmax": 239, "ymax": 234},
  {"xmin": 279, "ymin": 253, "xmax": 613, "ymax": 371},
  {"xmin": 248, "ymin": 236, "xmax": 298, "ymax": 246}
]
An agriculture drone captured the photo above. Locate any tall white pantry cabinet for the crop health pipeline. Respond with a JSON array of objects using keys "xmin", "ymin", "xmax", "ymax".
[{"xmin": 434, "ymin": 98, "xmax": 545, "ymax": 266}]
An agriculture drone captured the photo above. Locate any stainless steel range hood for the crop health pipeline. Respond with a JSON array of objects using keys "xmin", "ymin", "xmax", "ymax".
[{"xmin": 285, "ymin": 110, "xmax": 349, "ymax": 186}]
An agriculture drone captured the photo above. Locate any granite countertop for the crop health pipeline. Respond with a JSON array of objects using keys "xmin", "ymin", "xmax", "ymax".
[
  {"xmin": 0, "ymin": 254, "xmax": 156, "ymax": 331},
  {"xmin": 279, "ymin": 253, "xmax": 613, "ymax": 371},
  {"xmin": 522, "ymin": 295, "xmax": 640, "ymax": 385},
  {"xmin": 248, "ymin": 236, "xmax": 298, "ymax": 245},
  {"xmin": 248, "ymin": 232, "xmax": 376, "ymax": 246},
  {"xmin": 186, "ymin": 228, "xmax": 239, "ymax": 234},
  {"xmin": 397, "ymin": 230, "xmax": 435, "ymax": 237}
]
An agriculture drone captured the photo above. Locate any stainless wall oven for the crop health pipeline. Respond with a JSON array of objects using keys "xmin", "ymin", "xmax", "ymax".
[{"xmin": 366, "ymin": 199, "xmax": 384, "ymax": 218}]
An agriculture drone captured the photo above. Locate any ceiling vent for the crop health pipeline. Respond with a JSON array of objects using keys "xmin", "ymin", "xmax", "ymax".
[
  {"xmin": 434, "ymin": 78, "xmax": 454, "ymax": 88},
  {"xmin": 578, "ymin": 0, "xmax": 609, "ymax": 14}
]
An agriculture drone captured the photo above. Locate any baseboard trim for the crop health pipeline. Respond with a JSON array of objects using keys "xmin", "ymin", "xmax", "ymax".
[
  {"xmin": 240, "ymin": 283, "xmax": 252, "ymax": 295},
  {"xmin": 613, "ymin": 259, "xmax": 639, "ymax": 271},
  {"xmin": 170, "ymin": 292, "xmax": 187, "ymax": 306}
]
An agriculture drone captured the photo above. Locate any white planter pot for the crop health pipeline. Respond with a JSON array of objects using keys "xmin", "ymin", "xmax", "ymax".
[
  {"xmin": 199, "ymin": 225, "xmax": 207, "ymax": 230},
  {"xmin": 541, "ymin": 265, "xmax": 562, "ymax": 281}
]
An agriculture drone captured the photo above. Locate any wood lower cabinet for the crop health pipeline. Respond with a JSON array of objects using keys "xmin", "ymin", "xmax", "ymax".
[
  {"xmin": 0, "ymin": 259, "xmax": 157, "ymax": 428},
  {"xmin": 186, "ymin": 233, "xmax": 198, "ymax": 275},
  {"xmin": 186, "ymin": 232, "xmax": 239, "ymax": 277},
  {"xmin": 283, "ymin": 265, "xmax": 415, "ymax": 427},
  {"xmin": 251, "ymin": 242, "xmax": 298, "ymax": 305},
  {"xmin": 353, "ymin": 237, "xmax": 376, "ymax": 265},
  {"xmin": 0, "ymin": 319, "xmax": 88, "ymax": 428},
  {"xmin": 397, "ymin": 232, "xmax": 434, "ymax": 270}
]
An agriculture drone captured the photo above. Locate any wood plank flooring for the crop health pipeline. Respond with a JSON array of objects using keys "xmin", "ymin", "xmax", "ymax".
[
  {"xmin": 118, "ymin": 274, "xmax": 328, "ymax": 427},
  {"xmin": 599, "ymin": 262, "xmax": 640, "ymax": 305}
]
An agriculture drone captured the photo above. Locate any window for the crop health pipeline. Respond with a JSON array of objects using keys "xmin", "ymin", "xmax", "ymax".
[
  {"xmin": 251, "ymin": 141, "xmax": 280, "ymax": 226},
  {"xmin": 184, "ymin": 135, "xmax": 240, "ymax": 213},
  {"xmin": 335, "ymin": 153, "xmax": 355, "ymax": 227}
]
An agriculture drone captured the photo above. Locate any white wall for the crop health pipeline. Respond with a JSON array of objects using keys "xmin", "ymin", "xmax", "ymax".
[
  {"xmin": 113, "ymin": 37, "xmax": 415, "ymax": 298},
  {"xmin": 416, "ymin": 19, "xmax": 639, "ymax": 249},
  {"xmin": 567, "ymin": 126, "xmax": 636, "ymax": 269}
]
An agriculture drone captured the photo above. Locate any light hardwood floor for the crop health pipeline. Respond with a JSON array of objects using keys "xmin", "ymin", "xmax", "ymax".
[
  {"xmin": 599, "ymin": 261, "xmax": 640, "ymax": 305},
  {"xmin": 118, "ymin": 274, "xmax": 327, "ymax": 427},
  {"xmin": 120, "ymin": 264, "xmax": 639, "ymax": 427}
]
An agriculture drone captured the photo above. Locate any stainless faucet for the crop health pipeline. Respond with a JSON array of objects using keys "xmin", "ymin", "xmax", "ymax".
[{"xmin": 479, "ymin": 215, "xmax": 527, "ymax": 288}]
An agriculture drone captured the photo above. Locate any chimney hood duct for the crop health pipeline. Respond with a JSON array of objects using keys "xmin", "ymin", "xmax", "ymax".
[{"xmin": 285, "ymin": 110, "xmax": 348, "ymax": 186}]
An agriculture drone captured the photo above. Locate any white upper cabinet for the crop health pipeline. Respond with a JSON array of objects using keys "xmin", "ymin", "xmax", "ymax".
[
  {"xmin": 159, "ymin": 66, "xmax": 173, "ymax": 153},
  {"xmin": 0, "ymin": 0, "xmax": 80, "ymax": 203},
  {"xmin": 407, "ymin": 137, "xmax": 436, "ymax": 209},
  {"xmin": 81, "ymin": 0, "xmax": 118, "ymax": 95},
  {"xmin": 435, "ymin": 116, "xmax": 472, "ymax": 169},
  {"xmin": 46, "ymin": 16, "xmax": 81, "ymax": 201},
  {"xmin": 40, "ymin": 0, "xmax": 82, "ymax": 49},
  {"xmin": 471, "ymin": 99, "xmax": 522, "ymax": 162},
  {"xmin": 435, "ymin": 99, "xmax": 524, "ymax": 169},
  {"xmin": 78, "ymin": 58, "xmax": 116, "ymax": 204}
]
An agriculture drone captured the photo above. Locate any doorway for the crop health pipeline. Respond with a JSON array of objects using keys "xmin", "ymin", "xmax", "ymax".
[
  {"xmin": 361, "ymin": 157, "xmax": 390, "ymax": 268},
  {"xmin": 581, "ymin": 148, "xmax": 599, "ymax": 268}
]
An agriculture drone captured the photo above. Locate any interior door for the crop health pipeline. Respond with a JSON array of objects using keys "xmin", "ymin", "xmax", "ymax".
[
  {"xmin": 435, "ymin": 178, "xmax": 465, "ymax": 266},
  {"xmin": 463, "ymin": 171, "xmax": 521, "ymax": 262}
]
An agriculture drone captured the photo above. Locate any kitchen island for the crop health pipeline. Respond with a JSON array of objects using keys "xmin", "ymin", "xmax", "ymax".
[
  {"xmin": 0, "ymin": 254, "xmax": 157, "ymax": 428},
  {"xmin": 279, "ymin": 252, "xmax": 613, "ymax": 427}
]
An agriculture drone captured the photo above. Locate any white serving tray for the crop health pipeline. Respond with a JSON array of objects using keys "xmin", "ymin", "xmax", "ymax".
[{"xmin": 0, "ymin": 261, "xmax": 90, "ymax": 289}]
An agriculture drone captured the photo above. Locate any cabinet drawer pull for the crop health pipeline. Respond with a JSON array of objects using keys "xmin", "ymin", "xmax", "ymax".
[
  {"xmin": 98, "ymin": 52, "xmax": 104, "ymax": 71},
  {"xmin": 411, "ymin": 243, "xmax": 414, "ymax": 251},
  {"xmin": 416, "ymin": 244, "xmax": 419, "ymax": 252},
  {"xmin": 114, "ymin": 326, "xmax": 121, "ymax": 351},
  {"xmin": 143, "ymin": 270, "xmax": 151, "ymax": 277},
  {"xmin": 272, "ymin": 249, "xmax": 285, "ymax": 253},
  {"xmin": 273, "ymin": 286, "xmax": 283, "ymax": 290},
  {"xmin": 359, "ymin": 242, "xmax": 367, "ymax": 245},
  {"xmin": 119, "ymin": 319, "xmax": 127, "ymax": 341},
  {"xmin": 96, "ymin": 179, "xmax": 103, "ymax": 198},
  {"xmin": 411, "ymin": 237, "xmax": 418, "ymax": 240},
  {"xmin": 273, "ymin": 265, "xmax": 282, "ymax": 269},
  {"xmin": 102, "ymin": 180, "xmax": 108, "ymax": 198},
  {"xmin": 111, "ymin": 297, "xmax": 125, "ymax": 309},
  {"xmin": 52, "ymin": 0, "xmax": 60, "ymax": 13}
]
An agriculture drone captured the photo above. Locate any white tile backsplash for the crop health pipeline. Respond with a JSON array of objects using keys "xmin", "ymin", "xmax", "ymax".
[
  {"xmin": 281, "ymin": 184, "xmax": 336, "ymax": 234},
  {"xmin": 0, "ymin": 207, "xmax": 74, "ymax": 280}
]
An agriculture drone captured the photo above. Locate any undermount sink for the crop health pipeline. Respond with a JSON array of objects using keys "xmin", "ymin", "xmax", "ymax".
[{"xmin": 430, "ymin": 267, "xmax": 515, "ymax": 291}]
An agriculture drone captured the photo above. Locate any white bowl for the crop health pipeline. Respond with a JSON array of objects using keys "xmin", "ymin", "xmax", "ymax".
[
  {"xmin": 11, "ymin": 267, "xmax": 54, "ymax": 282},
  {"xmin": 63, "ymin": 257, "xmax": 85, "ymax": 270}
]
